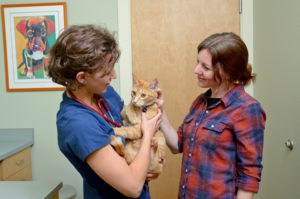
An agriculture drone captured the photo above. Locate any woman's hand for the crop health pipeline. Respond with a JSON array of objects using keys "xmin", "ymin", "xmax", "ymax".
[
  {"xmin": 141, "ymin": 109, "xmax": 162, "ymax": 138},
  {"xmin": 146, "ymin": 172, "xmax": 160, "ymax": 181},
  {"xmin": 156, "ymin": 88, "xmax": 164, "ymax": 110},
  {"xmin": 146, "ymin": 158, "xmax": 166, "ymax": 181}
]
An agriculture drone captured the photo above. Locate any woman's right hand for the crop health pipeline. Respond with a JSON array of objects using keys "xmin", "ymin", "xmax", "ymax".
[
  {"xmin": 141, "ymin": 109, "xmax": 162, "ymax": 138},
  {"xmin": 156, "ymin": 88, "xmax": 164, "ymax": 110}
]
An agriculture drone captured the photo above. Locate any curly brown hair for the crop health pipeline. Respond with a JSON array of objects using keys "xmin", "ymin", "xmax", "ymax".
[{"xmin": 48, "ymin": 24, "xmax": 120, "ymax": 90}]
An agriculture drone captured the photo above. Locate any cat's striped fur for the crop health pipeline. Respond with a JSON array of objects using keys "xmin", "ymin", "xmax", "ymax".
[{"xmin": 111, "ymin": 76, "xmax": 166, "ymax": 174}]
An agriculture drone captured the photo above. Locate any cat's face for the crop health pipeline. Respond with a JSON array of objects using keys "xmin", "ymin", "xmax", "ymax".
[{"xmin": 131, "ymin": 78, "xmax": 158, "ymax": 107}]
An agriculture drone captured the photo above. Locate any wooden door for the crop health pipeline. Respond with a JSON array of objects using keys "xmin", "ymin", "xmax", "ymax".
[
  {"xmin": 254, "ymin": 0, "xmax": 300, "ymax": 198},
  {"xmin": 131, "ymin": 1, "xmax": 240, "ymax": 198}
]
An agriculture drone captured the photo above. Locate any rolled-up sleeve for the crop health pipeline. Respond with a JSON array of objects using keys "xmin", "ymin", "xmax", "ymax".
[{"xmin": 234, "ymin": 103, "xmax": 266, "ymax": 192}]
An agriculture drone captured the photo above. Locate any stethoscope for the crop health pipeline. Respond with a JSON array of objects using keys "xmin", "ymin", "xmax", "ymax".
[{"xmin": 68, "ymin": 91, "xmax": 122, "ymax": 127}]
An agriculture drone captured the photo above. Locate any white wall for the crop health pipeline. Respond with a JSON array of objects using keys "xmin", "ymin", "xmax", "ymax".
[
  {"xmin": 118, "ymin": 0, "xmax": 132, "ymax": 104},
  {"xmin": 240, "ymin": 0, "xmax": 254, "ymax": 95}
]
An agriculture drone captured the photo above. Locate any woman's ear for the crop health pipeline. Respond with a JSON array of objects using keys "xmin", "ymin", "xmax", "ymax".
[
  {"xmin": 76, "ymin": 71, "xmax": 87, "ymax": 84},
  {"xmin": 219, "ymin": 68, "xmax": 230, "ymax": 82}
]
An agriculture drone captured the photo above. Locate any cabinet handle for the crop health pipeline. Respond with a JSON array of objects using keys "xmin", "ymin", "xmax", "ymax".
[{"xmin": 15, "ymin": 159, "xmax": 24, "ymax": 166}]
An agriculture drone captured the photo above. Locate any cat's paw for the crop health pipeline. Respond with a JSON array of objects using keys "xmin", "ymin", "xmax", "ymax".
[
  {"xmin": 151, "ymin": 137, "xmax": 159, "ymax": 147},
  {"xmin": 110, "ymin": 136, "xmax": 125, "ymax": 157}
]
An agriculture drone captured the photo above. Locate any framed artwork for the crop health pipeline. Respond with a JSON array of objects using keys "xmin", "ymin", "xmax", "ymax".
[{"xmin": 1, "ymin": 2, "xmax": 67, "ymax": 92}]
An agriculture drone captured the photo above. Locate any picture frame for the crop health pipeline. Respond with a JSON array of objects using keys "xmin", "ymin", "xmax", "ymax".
[{"xmin": 1, "ymin": 2, "xmax": 67, "ymax": 92}]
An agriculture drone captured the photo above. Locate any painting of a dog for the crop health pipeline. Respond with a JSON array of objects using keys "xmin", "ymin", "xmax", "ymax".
[
  {"xmin": 16, "ymin": 16, "xmax": 55, "ymax": 79},
  {"xmin": 2, "ymin": 2, "xmax": 66, "ymax": 91}
]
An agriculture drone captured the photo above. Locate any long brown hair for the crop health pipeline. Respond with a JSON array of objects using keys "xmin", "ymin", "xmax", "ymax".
[{"xmin": 197, "ymin": 32, "xmax": 255, "ymax": 85}]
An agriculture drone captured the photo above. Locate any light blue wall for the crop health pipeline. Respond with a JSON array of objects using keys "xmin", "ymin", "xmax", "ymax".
[{"xmin": 0, "ymin": 0, "xmax": 119, "ymax": 198}]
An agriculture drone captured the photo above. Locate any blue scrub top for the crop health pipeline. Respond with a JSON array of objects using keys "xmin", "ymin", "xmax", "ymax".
[{"xmin": 57, "ymin": 86, "xmax": 150, "ymax": 199}]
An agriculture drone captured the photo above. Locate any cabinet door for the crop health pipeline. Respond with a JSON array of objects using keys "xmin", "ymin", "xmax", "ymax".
[
  {"xmin": 131, "ymin": 0, "xmax": 240, "ymax": 198},
  {"xmin": 4, "ymin": 165, "xmax": 32, "ymax": 181},
  {"xmin": 254, "ymin": 0, "xmax": 300, "ymax": 198},
  {"xmin": 0, "ymin": 147, "xmax": 32, "ymax": 180}
]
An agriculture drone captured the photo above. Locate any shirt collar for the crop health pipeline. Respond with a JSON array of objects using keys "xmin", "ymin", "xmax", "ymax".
[{"xmin": 201, "ymin": 85, "xmax": 245, "ymax": 107}]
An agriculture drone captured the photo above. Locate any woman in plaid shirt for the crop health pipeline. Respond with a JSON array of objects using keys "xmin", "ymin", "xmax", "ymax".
[{"xmin": 159, "ymin": 32, "xmax": 266, "ymax": 199}]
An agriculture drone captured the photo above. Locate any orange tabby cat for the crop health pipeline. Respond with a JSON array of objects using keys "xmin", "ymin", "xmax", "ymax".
[{"xmin": 111, "ymin": 76, "xmax": 166, "ymax": 174}]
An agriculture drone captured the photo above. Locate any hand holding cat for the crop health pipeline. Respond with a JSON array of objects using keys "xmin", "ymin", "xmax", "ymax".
[
  {"xmin": 146, "ymin": 172, "xmax": 160, "ymax": 181},
  {"xmin": 141, "ymin": 108, "xmax": 162, "ymax": 139},
  {"xmin": 146, "ymin": 157, "xmax": 166, "ymax": 181},
  {"xmin": 155, "ymin": 88, "xmax": 164, "ymax": 110}
]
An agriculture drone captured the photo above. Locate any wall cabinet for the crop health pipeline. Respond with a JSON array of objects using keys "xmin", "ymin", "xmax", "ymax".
[{"xmin": 0, "ymin": 147, "xmax": 32, "ymax": 181}]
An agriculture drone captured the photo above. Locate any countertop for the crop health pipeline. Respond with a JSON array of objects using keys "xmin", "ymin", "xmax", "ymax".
[
  {"xmin": 0, "ymin": 129, "xmax": 62, "ymax": 198},
  {"xmin": 0, "ymin": 181, "xmax": 63, "ymax": 199},
  {"xmin": 0, "ymin": 128, "xmax": 34, "ymax": 160}
]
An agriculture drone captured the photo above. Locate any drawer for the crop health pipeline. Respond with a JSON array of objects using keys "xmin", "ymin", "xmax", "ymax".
[
  {"xmin": 4, "ymin": 165, "xmax": 32, "ymax": 181},
  {"xmin": 0, "ymin": 147, "xmax": 31, "ymax": 180}
]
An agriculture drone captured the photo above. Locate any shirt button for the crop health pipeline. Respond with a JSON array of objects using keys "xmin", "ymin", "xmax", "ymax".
[
  {"xmin": 182, "ymin": 185, "xmax": 185, "ymax": 189},
  {"xmin": 185, "ymin": 169, "xmax": 188, "ymax": 173},
  {"xmin": 206, "ymin": 110, "xmax": 209, "ymax": 114},
  {"xmin": 188, "ymin": 153, "xmax": 192, "ymax": 157},
  {"xmin": 195, "ymin": 122, "xmax": 199, "ymax": 126},
  {"xmin": 211, "ymin": 124, "xmax": 215, "ymax": 128},
  {"xmin": 191, "ymin": 137, "xmax": 194, "ymax": 141}
]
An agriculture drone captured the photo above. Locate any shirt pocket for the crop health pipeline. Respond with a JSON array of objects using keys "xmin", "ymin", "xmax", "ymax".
[
  {"xmin": 182, "ymin": 115, "xmax": 194, "ymax": 135},
  {"xmin": 201, "ymin": 121, "xmax": 227, "ymax": 150}
]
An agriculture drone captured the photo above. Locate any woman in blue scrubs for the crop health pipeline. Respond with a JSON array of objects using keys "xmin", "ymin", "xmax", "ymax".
[{"xmin": 48, "ymin": 24, "xmax": 162, "ymax": 199}]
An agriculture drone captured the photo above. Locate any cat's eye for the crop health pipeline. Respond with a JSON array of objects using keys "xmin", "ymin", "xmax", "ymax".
[
  {"xmin": 131, "ymin": 91, "xmax": 136, "ymax": 96},
  {"xmin": 141, "ymin": 93, "xmax": 146, "ymax": 98}
]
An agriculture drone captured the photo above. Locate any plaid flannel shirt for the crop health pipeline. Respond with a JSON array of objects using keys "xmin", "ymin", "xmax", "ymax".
[{"xmin": 177, "ymin": 85, "xmax": 266, "ymax": 199}]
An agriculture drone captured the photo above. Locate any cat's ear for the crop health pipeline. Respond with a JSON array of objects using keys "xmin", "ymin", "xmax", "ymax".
[
  {"xmin": 132, "ymin": 74, "xmax": 137, "ymax": 85},
  {"xmin": 150, "ymin": 79, "xmax": 158, "ymax": 90}
]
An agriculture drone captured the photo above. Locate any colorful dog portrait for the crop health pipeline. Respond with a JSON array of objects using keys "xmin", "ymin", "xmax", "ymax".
[
  {"xmin": 2, "ymin": 2, "xmax": 66, "ymax": 91},
  {"xmin": 15, "ymin": 16, "xmax": 56, "ymax": 79}
]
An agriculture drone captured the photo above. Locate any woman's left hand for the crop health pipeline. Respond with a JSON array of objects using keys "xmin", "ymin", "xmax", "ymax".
[
  {"xmin": 156, "ymin": 88, "xmax": 164, "ymax": 110},
  {"xmin": 146, "ymin": 172, "xmax": 160, "ymax": 181},
  {"xmin": 146, "ymin": 157, "xmax": 166, "ymax": 181}
]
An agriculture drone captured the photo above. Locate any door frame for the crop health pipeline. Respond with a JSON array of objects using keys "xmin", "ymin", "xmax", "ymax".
[{"xmin": 117, "ymin": 0, "xmax": 254, "ymax": 102}]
